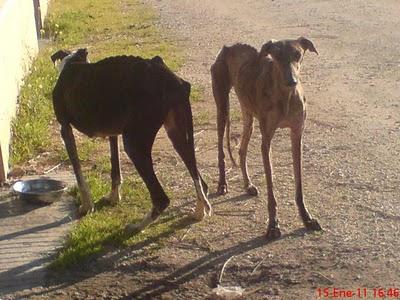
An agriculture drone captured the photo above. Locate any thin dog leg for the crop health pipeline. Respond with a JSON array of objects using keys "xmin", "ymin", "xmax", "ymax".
[
  {"xmin": 61, "ymin": 124, "xmax": 93, "ymax": 215},
  {"xmin": 211, "ymin": 61, "xmax": 231, "ymax": 195},
  {"xmin": 216, "ymin": 105, "xmax": 228, "ymax": 195},
  {"xmin": 107, "ymin": 136, "xmax": 121, "ymax": 205},
  {"xmin": 261, "ymin": 137, "xmax": 281, "ymax": 239},
  {"xmin": 123, "ymin": 130, "xmax": 169, "ymax": 234},
  {"xmin": 164, "ymin": 110, "xmax": 212, "ymax": 221},
  {"xmin": 260, "ymin": 119, "xmax": 281, "ymax": 239},
  {"xmin": 238, "ymin": 110, "xmax": 259, "ymax": 196},
  {"xmin": 290, "ymin": 128, "xmax": 322, "ymax": 231}
]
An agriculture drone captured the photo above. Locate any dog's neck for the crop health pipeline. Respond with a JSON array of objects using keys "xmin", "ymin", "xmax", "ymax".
[
  {"xmin": 58, "ymin": 53, "xmax": 74, "ymax": 73},
  {"xmin": 58, "ymin": 51, "xmax": 90, "ymax": 73}
]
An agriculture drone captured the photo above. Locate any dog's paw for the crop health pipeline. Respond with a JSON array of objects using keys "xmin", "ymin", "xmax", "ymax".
[
  {"xmin": 78, "ymin": 203, "xmax": 94, "ymax": 216},
  {"xmin": 265, "ymin": 226, "xmax": 281, "ymax": 240},
  {"xmin": 102, "ymin": 189, "xmax": 120, "ymax": 206},
  {"xmin": 246, "ymin": 184, "xmax": 259, "ymax": 196},
  {"xmin": 217, "ymin": 184, "xmax": 228, "ymax": 195},
  {"xmin": 304, "ymin": 219, "xmax": 323, "ymax": 231},
  {"xmin": 189, "ymin": 207, "xmax": 206, "ymax": 221}
]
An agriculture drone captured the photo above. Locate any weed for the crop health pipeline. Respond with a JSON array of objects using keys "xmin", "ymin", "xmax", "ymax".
[
  {"xmin": 190, "ymin": 84, "xmax": 204, "ymax": 103},
  {"xmin": 194, "ymin": 110, "xmax": 211, "ymax": 126},
  {"xmin": 231, "ymin": 108, "xmax": 242, "ymax": 122},
  {"xmin": 10, "ymin": 51, "xmax": 58, "ymax": 164}
]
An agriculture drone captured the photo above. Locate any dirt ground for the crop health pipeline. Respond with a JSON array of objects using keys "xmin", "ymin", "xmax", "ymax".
[{"xmin": 10, "ymin": 0, "xmax": 400, "ymax": 299}]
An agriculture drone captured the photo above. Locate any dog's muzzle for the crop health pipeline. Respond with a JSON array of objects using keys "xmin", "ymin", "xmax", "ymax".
[
  {"xmin": 285, "ymin": 68, "xmax": 298, "ymax": 88},
  {"xmin": 287, "ymin": 78, "xmax": 298, "ymax": 87}
]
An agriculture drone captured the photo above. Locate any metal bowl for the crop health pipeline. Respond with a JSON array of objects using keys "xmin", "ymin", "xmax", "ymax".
[{"xmin": 12, "ymin": 178, "xmax": 67, "ymax": 204}]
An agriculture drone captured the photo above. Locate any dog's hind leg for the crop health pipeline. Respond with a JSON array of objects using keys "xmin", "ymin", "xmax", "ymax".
[
  {"xmin": 61, "ymin": 124, "xmax": 94, "ymax": 215},
  {"xmin": 211, "ymin": 57, "xmax": 232, "ymax": 195},
  {"xmin": 290, "ymin": 127, "xmax": 322, "ymax": 231},
  {"xmin": 164, "ymin": 106, "xmax": 212, "ymax": 221},
  {"xmin": 102, "ymin": 136, "xmax": 121, "ymax": 205},
  {"xmin": 123, "ymin": 128, "xmax": 169, "ymax": 234},
  {"xmin": 238, "ymin": 109, "xmax": 259, "ymax": 196}
]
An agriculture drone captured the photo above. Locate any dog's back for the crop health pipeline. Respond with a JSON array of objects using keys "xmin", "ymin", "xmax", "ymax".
[
  {"xmin": 213, "ymin": 44, "xmax": 259, "ymax": 89},
  {"xmin": 51, "ymin": 49, "xmax": 211, "ymax": 223},
  {"xmin": 53, "ymin": 55, "xmax": 187, "ymax": 137}
]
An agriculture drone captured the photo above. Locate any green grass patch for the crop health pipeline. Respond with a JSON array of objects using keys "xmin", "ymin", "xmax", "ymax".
[
  {"xmin": 52, "ymin": 175, "xmax": 191, "ymax": 269},
  {"xmin": 194, "ymin": 110, "xmax": 211, "ymax": 126},
  {"xmin": 10, "ymin": 51, "xmax": 58, "ymax": 164},
  {"xmin": 56, "ymin": 138, "xmax": 100, "ymax": 163},
  {"xmin": 190, "ymin": 84, "xmax": 204, "ymax": 103},
  {"xmin": 231, "ymin": 108, "xmax": 242, "ymax": 122},
  {"xmin": 43, "ymin": 0, "xmax": 182, "ymax": 68}
]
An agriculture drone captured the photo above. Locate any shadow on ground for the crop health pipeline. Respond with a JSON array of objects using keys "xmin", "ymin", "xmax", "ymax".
[
  {"xmin": 126, "ymin": 228, "xmax": 309, "ymax": 299},
  {"xmin": 13, "ymin": 190, "xmax": 312, "ymax": 299},
  {"xmin": 0, "ymin": 184, "xmax": 76, "ymax": 296}
]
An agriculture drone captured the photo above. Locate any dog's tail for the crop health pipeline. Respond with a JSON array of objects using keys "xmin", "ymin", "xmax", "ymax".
[{"xmin": 211, "ymin": 46, "xmax": 236, "ymax": 167}]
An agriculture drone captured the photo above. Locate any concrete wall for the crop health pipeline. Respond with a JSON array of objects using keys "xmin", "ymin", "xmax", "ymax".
[
  {"xmin": 39, "ymin": 0, "xmax": 50, "ymax": 24},
  {"xmin": 0, "ymin": 0, "xmax": 50, "ymax": 182}
]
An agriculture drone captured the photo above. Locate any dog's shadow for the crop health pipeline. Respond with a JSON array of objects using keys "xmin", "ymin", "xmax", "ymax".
[
  {"xmin": 127, "ymin": 227, "xmax": 311, "ymax": 298},
  {"xmin": 210, "ymin": 192, "xmax": 254, "ymax": 205},
  {"xmin": 18, "ymin": 190, "xmax": 316, "ymax": 298}
]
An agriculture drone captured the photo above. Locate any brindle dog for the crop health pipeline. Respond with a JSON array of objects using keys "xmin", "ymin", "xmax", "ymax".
[{"xmin": 211, "ymin": 37, "xmax": 322, "ymax": 238}]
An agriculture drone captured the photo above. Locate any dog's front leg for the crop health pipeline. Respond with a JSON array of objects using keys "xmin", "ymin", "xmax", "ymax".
[
  {"xmin": 290, "ymin": 126, "xmax": 322, "ymax": 231},
  {"xmin": 260, "ymin": 118, "xmax": 281, "ymax": 239},
  {"xmin": 61, "ymin": 124, "xmax": 94, "ymax": 215},
  {"xmin": 216, "ymin": 105, "xmax": 229, "ymax": 195}
]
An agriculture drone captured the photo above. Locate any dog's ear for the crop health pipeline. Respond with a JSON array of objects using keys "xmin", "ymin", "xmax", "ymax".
[
  {"xmin": 151, "ymin": 55, "xmax": 165, "ymax": 66},
  {"xmin": 51, "ymin": 50, "xmax": 71, "ymax": 64},
  {"xmin": 297, "ymin": 37, "xmax": 318, "ymax": 55},
  {"xmin": 77, "ymin": 48, "xmax": 88, "ymax": 56},
  {"xmin": 75, "ymin": 48, "xmax": 89, "ymax": 62},
  {"xmin": 259, "ymin": 39, "xmax": 278, "ymax": 58}
]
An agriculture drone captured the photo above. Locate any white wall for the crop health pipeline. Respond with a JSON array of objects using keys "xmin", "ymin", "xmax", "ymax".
[
  {"xmin": 39, "ymin": 0, "xmax": 50, "ymax": 24},
  {"xmin": 0, "ymin": 0, "xmax": 41, "ymax": 181}
]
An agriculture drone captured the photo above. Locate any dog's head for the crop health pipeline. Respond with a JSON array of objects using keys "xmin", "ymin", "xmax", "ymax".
[
  {"xmin": 51, "ymin": 48, "xmax": 89, "ymax": 72},
  {"xmin": 259, "ymin": 37, "xmax": 318, "ymax": 88}
]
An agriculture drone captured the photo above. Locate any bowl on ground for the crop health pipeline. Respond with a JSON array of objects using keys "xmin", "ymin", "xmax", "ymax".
[{"xmin": 12, "ymin": 178, "xmax": 67, "ymax": 204}]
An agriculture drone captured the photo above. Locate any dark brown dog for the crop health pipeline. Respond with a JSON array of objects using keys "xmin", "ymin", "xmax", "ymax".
[
  {"xmin": 52, "ymin": 50, "xmax": 211, "ymax": 233},
  {"xmin": 211, "ymin": 37, "xmax": 322, "ymax": 238}
]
